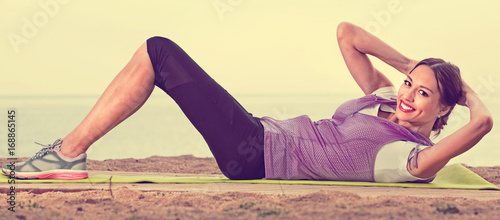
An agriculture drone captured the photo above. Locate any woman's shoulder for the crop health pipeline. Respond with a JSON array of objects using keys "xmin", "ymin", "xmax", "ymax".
[{"xmin": 357, "ymin": 86, "xmax": 397, "ymax": 117}]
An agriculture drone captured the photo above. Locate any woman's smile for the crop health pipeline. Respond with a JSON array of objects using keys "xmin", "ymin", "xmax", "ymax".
[{"xmin": 399, "ymin": 100, "xmax": 416, "ymax": 113}]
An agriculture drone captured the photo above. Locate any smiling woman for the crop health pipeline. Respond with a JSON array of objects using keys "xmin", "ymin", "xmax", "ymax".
[
  {"xmin": 1, "ymin": 22, "xmax": 493, "ymax": 183},
  {"xmin": 396, "ymin": 61, "xmax": 460, "ymax": 138},
  {"xmin": 409, "ymin": 58, "xmax": 463, "ymax": 136},
  {"xmin": 337, "ymin": 22, "xmax": 493, "ymax": 180}
]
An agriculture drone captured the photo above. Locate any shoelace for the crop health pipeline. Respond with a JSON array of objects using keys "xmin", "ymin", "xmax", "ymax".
[{"xmin": 31, "ymin": 139, "xmax": 63, "ymax": 160}]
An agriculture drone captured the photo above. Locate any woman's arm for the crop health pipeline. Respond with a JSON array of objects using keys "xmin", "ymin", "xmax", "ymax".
[
  {"xmin": 408, "ymin": 80, "xmax": 494, "ymax": 178},
  {"xmin": 336, "ymin": 22, "xmax": 418, "ymax": 94}
]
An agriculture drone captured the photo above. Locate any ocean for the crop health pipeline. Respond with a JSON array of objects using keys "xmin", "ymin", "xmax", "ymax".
[{"xmin": 1, "ymin": 94, "xmax": 499, "ymax": 167}]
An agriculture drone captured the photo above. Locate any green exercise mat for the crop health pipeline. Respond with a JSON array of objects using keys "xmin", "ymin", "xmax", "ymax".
[{"xmin": 1, "ymin": 164, "xmax": 498, "ymax": 190}]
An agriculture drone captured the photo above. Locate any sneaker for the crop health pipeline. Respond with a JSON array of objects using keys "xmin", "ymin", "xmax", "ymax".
[{"xmin": 2, "ymin": 139, "xmax": 88, "ymax": 180}]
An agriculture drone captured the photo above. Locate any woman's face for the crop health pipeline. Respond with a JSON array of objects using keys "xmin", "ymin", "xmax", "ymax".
[{"xmin": 396, "ymin": 65, "xmax": 447, "ymax": 130}]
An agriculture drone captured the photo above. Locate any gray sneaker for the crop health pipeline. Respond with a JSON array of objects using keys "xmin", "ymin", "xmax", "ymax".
[{"xmin": 2, "ymin": 139, "xmax": 88, "ymax": 180}]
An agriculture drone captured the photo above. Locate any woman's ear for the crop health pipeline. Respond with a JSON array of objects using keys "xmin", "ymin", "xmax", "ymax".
[{"xmin": 439, "ymin": 105, "xmax": 452, "ymax": 117}]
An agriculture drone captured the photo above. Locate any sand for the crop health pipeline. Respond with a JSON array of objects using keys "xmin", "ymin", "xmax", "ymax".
[{"xmin": 1, "ymin": 155, "xmax": 500, "ymax": 219}]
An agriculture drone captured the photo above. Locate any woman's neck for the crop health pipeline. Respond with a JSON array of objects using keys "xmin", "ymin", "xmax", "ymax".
[{"xmin": 384, "ymin": 112, "xmax": 433, "ymax": 139}]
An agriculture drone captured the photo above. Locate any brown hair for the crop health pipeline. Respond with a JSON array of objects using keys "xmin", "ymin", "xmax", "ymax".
[{"xmin": 410, "ymin": 58, "xmax": 462, "ymax": 136}]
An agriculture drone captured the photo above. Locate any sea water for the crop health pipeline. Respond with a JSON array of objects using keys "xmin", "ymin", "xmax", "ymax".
[{"xmin": 1, "ymin": 94, "xmax": 499, "ymax": 166}]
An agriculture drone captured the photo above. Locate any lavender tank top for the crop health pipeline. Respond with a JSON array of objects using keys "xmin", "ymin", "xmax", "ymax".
[{"xmin": 260, "ymin": 94, "xmax": 434, "ymax": 181}]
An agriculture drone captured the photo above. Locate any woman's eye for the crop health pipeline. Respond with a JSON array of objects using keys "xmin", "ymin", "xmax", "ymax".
[
  {"xmin": 404, "ymin": 80, "xmax": 411, "ymax": 86},
  {"xmin": 419, "ymin": 90, "xmax": 428, "ymax": 97}
]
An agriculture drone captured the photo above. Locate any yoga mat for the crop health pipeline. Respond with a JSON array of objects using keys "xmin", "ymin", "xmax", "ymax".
[{"xmin": 1, "ymin": 164, "xmax": 498, "ymax": 190}]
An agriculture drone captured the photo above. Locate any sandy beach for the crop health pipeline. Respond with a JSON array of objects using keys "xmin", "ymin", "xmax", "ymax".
[{"xmin": 1, "ymin": 155, "xmax": 500, "ymax": 219}]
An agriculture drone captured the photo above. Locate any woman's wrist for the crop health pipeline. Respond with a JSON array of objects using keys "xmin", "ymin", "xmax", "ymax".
[
  {"xmin": 388, "ymin": 56, "xmax": 417, "ymax": 76},
  {"xmin": 462, "ymin": 87, "xmax": 482, "ymax": 109},
  {"xmin": 404, "ymin": 59, "xmax": 419, "ymax": 75},
  {"xmin": 464, "ymin": 90, "xmax": 492, "ymax": 128}
]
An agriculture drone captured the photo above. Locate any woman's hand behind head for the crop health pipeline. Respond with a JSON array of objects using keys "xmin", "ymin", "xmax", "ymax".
[{"xmin": 457, "ymin": 78, "xmax": 473, "ymax": 107}]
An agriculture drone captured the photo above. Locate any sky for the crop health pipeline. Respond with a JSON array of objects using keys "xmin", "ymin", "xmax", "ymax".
[
  {"xmin": 1, "ymin": 0, "xmax": 499, "ymax": 97},
  {"xmin": 0, "ymin": 1, "xmax": 499, "ymax": 165}
]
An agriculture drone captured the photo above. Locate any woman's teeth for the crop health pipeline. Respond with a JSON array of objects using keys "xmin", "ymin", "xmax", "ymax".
[{"xmin": 401, "ymin": 102, "xmax": 415, "ymax": 110}]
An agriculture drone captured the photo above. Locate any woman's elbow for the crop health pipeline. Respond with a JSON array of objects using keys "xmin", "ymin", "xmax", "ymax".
[
  {"xmin": 336, "ymin": 22, "xmax": 356, "ymax": 42},
  {"xmin": 482, "ymin": 115, "xmax": 494, "ymax": 134},
  {"xmin": 408, "ymin": 162, "xmax": 441, "ymax": 179}
]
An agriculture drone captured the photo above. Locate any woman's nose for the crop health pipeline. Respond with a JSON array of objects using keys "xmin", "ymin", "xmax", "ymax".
[{"xmin": 402, "ymin": 90, "xmax": 415, "ymax": 102}]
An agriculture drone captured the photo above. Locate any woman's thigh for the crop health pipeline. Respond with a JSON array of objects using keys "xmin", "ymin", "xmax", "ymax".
[{"xmin": 146, "ymin": 36, "xmax": 265, "ymax": 180}]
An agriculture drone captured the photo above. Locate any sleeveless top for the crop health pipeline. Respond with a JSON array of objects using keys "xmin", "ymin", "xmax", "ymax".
[{"xmin": 260, "ymin": 94, "xmax": 434, "ymax": 182}]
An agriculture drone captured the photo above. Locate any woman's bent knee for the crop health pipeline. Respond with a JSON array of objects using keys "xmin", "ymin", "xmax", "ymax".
[
  {"xmin": 146, "ymin": 36, "xmax": 197, "ymax": 94},
  {"xmin": 147, "ymin": 36, "xmax": 177, "ymax": 50}
]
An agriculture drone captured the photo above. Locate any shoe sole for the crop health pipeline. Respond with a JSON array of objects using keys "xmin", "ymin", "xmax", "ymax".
[{"xmin": 2, "ymin": 168, "xmax": 88, "ymax": 180}]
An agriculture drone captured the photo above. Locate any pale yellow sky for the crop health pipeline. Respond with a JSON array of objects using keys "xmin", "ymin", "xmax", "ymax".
[{"xmin": 1, "ymin": 0, "xmax": 499, "ymax": 96}]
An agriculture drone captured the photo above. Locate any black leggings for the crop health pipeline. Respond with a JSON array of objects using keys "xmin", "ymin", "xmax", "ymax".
[{"xmin": 146, "ymin": 36, "xmax": 265, "ymax": 180}]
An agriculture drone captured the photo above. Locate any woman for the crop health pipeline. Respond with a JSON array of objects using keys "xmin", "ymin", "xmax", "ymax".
[{"xmin": 3, "ymin": 22, "xmax": 493, "ymax": 182}]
